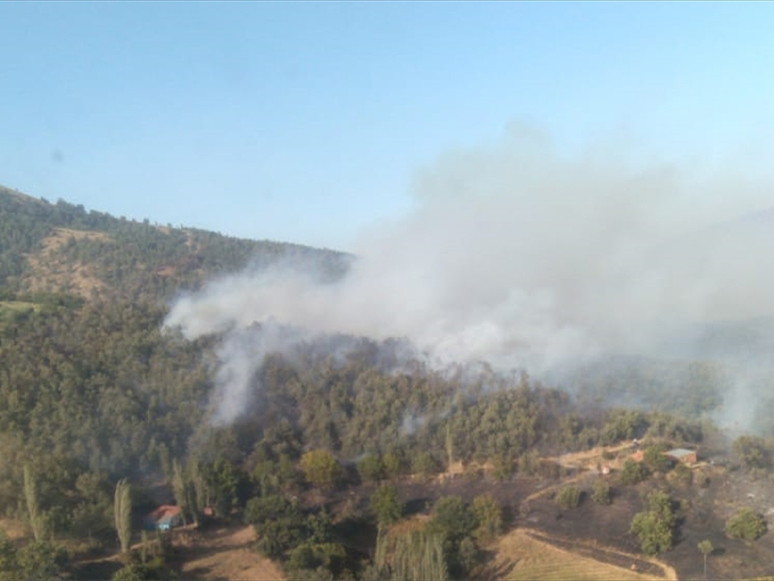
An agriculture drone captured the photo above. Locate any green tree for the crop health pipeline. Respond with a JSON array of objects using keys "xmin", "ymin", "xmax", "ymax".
[
  {"xmin": 697, "ymin": 539, "xmax": 713, "ymax": 580},
  {"xmin": 357, "ymin": 455, "xmax": 384, "ymax": 483},
  {"xmin": 171, "ymin": 459, "xmax": 188, "ymax": 525},
  {"xmin": 471, "ymin": 495, "xmax": 503, "ymax": 540},
  {"xmin": 733, "ymin": 436, "xmax": 772, "ymax": 470},
  {"xmin": 72, "ymin": 471, "xmax": 113, "ymax": 541},
  {"xmin": 370, "ymin": 484, "xmax": 403, "ymax": 528},
  {"xmin": 643, "ymin": 445, "xmax": 671, "ymax": 473},
  {"xmin": 591, "ymin": 479, "xmax": 612, "ymax": 505},
  {"xmin": 287, "ymin": 542, "xmax": 346, "ymax": 578},
  {"xmin": 306, "ymin": 509, "xmax": 334, "ymax": 545},
  {"xmin": 725, "ymin": 507, "xmax": 766, "ymax": 541},
  {"xmin": 244, "ymin": 494, "xmax": 300, "ymax": 527},
  {"xmin": 444, "ymin": 423, "xmax": 455, "ymax": 468},
  {"xmin": 16, "ymin": 541, "xmax": 66, "ymax": 581},
  {"xmin": 491, "ymin": 454, "xmax": 514, "ymax": 481},
  {"xmin": 555, "ymin": 486, "xmax": 581, "ymax": 509},
  {"xmin": 244, "ymin": 494, "xmax": 306, "ymax": 559},
  {"xmin": 617, "ymin": 459, "xmax": 649, "ymax": 485},
  {"xmin": 112, "ymin": 561, "xmax": 148, "ymax": 581},
  {"xmin": 375, "ymin": 529, "xmax": 448, "ymax": 581},
  {"xmin": 427, "ymin": 496, "xmax": 475, "ymax": 542},
  {"xmin": 382, "ymin": 452, "xmax": 403, "ymax": 480},
  {"xmin": 114, "ymin": 479, "xmax": 132, "ymax": 553},
  {"xmin": 411, "ymin": 452, "xmax": 440, "ymax": 479},
  {"xmin": 299, "ymin": 450, "xmax": 342, "ymax": 489},
  {"xmin": 0, "ymin": 531, "xmax": 18, "ymax": 581},
  {"xmin": 23, "ymin": 465, "xmax": 46, "ymax": 542},
  {"xmin": 629, "ymin": 491, "xmax": 676, "ymax": 555}
]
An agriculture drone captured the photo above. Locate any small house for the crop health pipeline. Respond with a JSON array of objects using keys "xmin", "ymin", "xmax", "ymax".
[
  {"xmin": 664, "ymin": 448, "xmax": 697, "ymax": 465},
  {"xmin": 144, "ymin": 505, "xmax": 183, "ymax": 531},
  {"xmin": 630, "ymin": 450, "xmax": 644, "ymax": 463}
]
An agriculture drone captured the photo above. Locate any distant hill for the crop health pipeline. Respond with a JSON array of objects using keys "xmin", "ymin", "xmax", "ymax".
[{"xmin": 0, "ymin": 184, "xmax": 352, "ymax": 303}]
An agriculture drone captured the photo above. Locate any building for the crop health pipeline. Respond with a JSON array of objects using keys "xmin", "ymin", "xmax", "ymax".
[
  {"xmin": 144, "ymin": 505, "xmax": 183, "ymax": 531},
  {"xmin": 664, "ymin": 448, "xmax": 697, "ymax": 465}
]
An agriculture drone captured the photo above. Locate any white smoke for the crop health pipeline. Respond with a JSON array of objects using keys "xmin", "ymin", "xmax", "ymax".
[{"xmin": 165, "ymin": 126, "xmax": 774, "ymax": 426}]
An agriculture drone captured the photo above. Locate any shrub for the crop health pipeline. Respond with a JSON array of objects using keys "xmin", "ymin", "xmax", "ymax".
[{"xmin": 726, "ymin": 508, "xmax": 766, "ymax": 541}]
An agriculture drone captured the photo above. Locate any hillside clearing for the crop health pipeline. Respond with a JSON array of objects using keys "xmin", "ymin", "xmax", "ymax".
[
  {"xmin": 23, "ymin": 227, "xmax": 110, "ymax": 297},
  {"xmin": 176, "ymin": 525, "xmax": 284, "ymax": 581}
]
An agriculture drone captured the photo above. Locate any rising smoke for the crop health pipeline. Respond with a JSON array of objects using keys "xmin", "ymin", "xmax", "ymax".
[{"xmin": 165, "ymin": 126, "xmax": 774, "ymax": 428}]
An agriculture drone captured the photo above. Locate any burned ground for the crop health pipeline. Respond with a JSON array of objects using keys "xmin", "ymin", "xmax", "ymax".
[{"xmin": 308, "ymin": 450, "xmax": 774, "ymax": 580}]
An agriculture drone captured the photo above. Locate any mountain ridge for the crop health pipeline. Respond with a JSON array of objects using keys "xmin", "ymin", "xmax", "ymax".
[{"xmin": 0, "ymin": 183, "xmax": 352, "ymax": 304}]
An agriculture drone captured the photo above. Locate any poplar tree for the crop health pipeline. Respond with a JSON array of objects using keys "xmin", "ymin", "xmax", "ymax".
[
  {"xmin": 23, "ymin": 465, "xmax": 46, "ymax": 542},
  {"xmin": 114, "ymin": 479, "xmax": 132, "ymax": 553}
]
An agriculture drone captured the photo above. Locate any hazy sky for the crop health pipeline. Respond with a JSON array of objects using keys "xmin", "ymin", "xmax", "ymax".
[{"xmin": 2, "ymin": 2, "xmax": 773, "ymax": 250}]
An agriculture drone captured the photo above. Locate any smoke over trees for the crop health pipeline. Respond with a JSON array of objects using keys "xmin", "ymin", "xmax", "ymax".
[{"xmin": 165, "ymin": 129, "xmax": 774, "ymax": 432}]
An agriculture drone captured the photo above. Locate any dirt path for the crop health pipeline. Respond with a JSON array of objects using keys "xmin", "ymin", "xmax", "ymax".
[
  {"xmin": 521, "ymin": 441, "xmax": 634, "ymax": 505},
  {"xmin": 549, "ymin": 442, "xmax": 635, "ymax": 471},
  {"xmin": 178, "ymin": 525, "xmax": 284, "ymax": 581}
]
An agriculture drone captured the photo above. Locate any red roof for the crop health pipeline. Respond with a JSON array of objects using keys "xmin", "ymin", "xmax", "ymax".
[{"xmin": 147, "ymin": 505, "xmax": 181, "ymax": 521}]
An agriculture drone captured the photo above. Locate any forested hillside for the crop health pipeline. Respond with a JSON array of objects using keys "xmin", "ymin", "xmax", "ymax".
[
  {"xmin": 0, "ymin": 184, "xmax": 350, "ymax": 303},
  {"xmin": 2, "ymin": 185, "xmax": 773, "ymax": 581}
]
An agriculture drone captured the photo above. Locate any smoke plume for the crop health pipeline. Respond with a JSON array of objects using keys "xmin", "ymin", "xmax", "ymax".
[{"xmin": 165, "ymin": 126, "xmax": 774, "ymax": 427}]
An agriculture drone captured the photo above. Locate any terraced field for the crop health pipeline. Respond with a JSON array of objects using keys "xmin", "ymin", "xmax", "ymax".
[{"xmin": 492, "ymin": 528, "xmax": 676, "ymax": 581}]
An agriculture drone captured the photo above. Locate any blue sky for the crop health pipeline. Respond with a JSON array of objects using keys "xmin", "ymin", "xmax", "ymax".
[{"xmin": 1, "ymin": 2, "xmax": 773, "ymax": 250}]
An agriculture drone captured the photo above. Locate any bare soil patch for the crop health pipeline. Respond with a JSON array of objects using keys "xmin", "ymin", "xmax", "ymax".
[
  {"xmin": 175, "ymin": 524, "xmax": 284, "ymax": 581},
  {"xmin": 24, "ymin": 227, "xmax": 110, "ymax": 297},
  {"xmin": 0, "ymin": 518, "xmax": 29, "ymax": 540}
]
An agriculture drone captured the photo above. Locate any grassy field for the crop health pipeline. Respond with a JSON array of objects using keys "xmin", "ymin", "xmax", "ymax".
[{"xmin": 493, "ymin": 528, "xmax": 672, "ymax": 581}]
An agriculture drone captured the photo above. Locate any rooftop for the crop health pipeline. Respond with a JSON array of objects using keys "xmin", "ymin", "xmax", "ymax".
[
  {"xmin": 666, "ymin": 448, "xmax": 695, "ymax": 458},
  {"xmin": 147, "ymin": 505, "xmax": 181, "ymax": 521}
]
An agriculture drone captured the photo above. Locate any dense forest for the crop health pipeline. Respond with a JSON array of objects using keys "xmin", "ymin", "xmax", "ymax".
[{"xmin": 2, "ymin": 186, "xmax": 774, "ymax": 580}]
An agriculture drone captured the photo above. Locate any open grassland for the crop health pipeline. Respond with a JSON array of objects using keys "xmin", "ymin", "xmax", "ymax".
[{"xmin": 492, "ymin": 528, "xmax": 675, "ymax": 581}]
